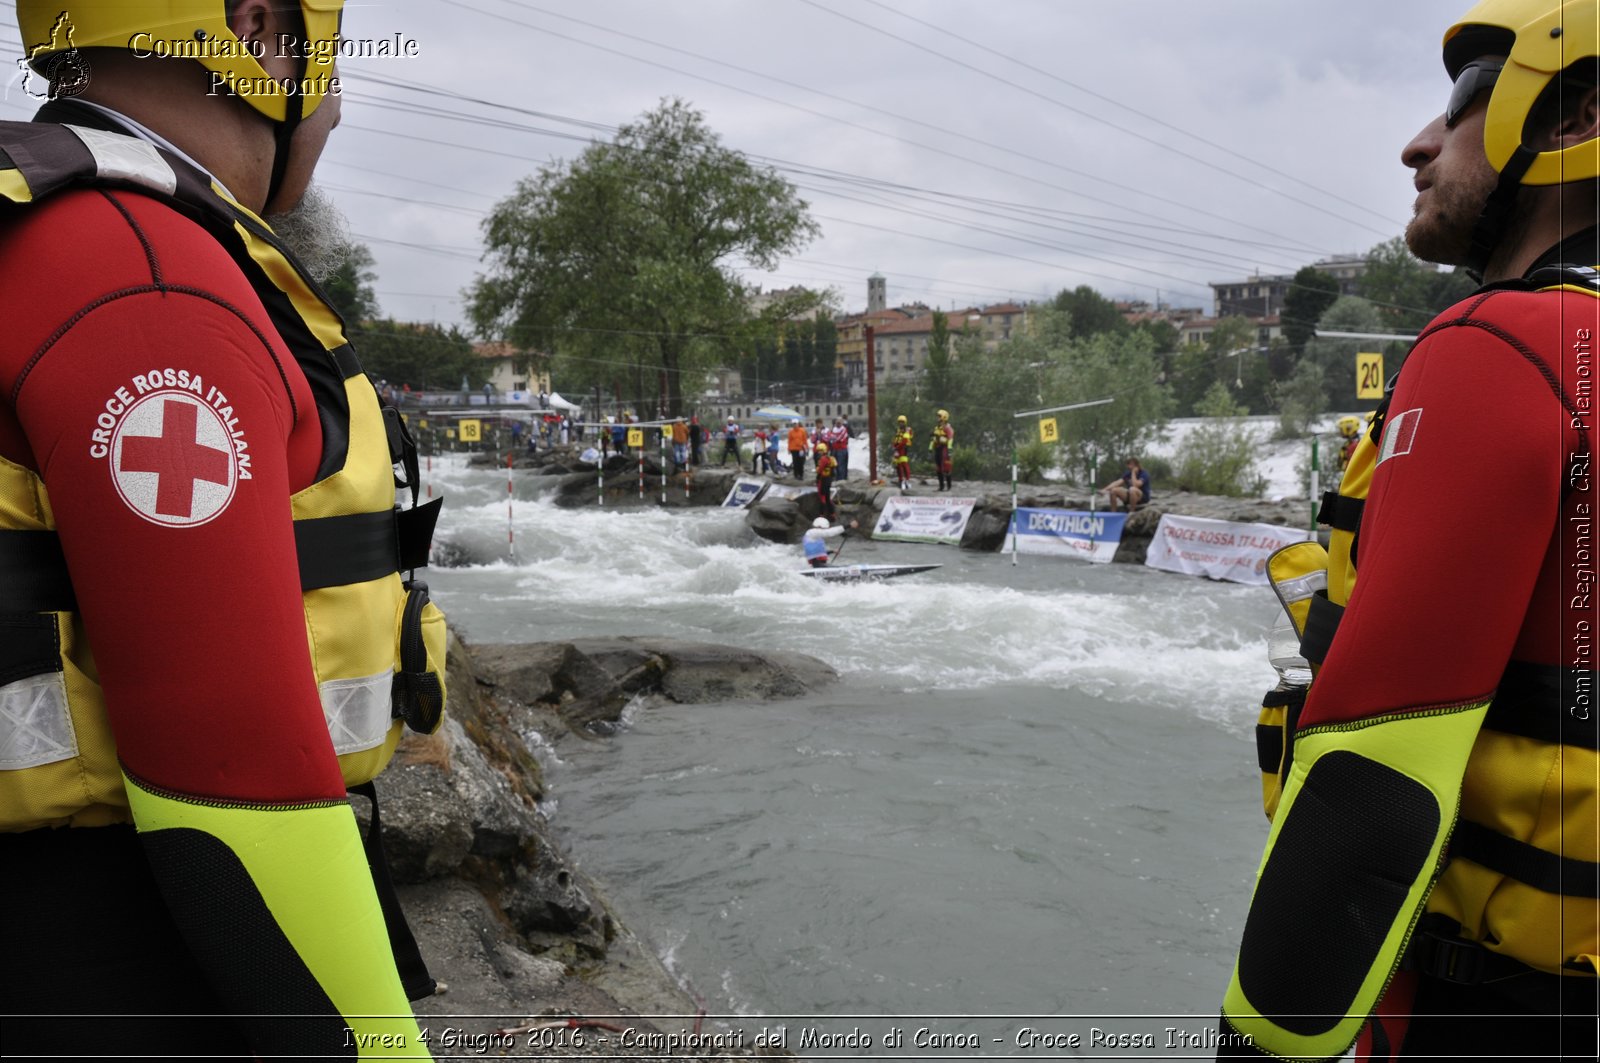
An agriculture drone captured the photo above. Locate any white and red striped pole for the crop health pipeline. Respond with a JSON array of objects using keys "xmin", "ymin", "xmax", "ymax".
[{"xmin": 506, "ymin": 448, "xmax": 516, "ymax": 560}]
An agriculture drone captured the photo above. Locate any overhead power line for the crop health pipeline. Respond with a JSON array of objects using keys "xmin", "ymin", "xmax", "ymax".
[
  {"xmin": 842, "ymin": 0, "xmax": 1403, "ymax": 228},
  {"xmin": 438, "ymin": 0, "xmax": 1335, "ymax": 255}
]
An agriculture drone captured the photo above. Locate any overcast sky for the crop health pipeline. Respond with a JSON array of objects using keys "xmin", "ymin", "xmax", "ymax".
[{"xmin": 2, "ymin": 1, "xmax": 1461, "ymax": 330}]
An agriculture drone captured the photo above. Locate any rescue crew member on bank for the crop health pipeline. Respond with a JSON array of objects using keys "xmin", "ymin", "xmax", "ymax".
[
  {"xmin": 0, "ymin": 2, "xmax": 445, "ymax": 1056},
  {"xmin": 1220, "ymin": 1, "xmax": 1599, "ymax": 1058}
]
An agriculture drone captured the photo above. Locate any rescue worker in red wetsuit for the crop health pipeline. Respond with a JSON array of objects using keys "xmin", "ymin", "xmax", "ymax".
[
  {"xmin": 0, "ymin": 2, "xmax": 445, "ymax": 1056},
  {"xmin": 928, "ymin": 408, "xmax": 954, "ymax": 490},
  {"xmin": 892, "ymin": 414, "xmax": 914, "ymax": 491},
  {"xmin": 1221, "ymin": 2, "xmax": 1598, "ymax": 1058},
  {"xmin": 815, "ymin": 442, "xmax": 838, "ymax": 521},
  {"xmin": 1336, "ymin": 414, "xmax": 1364, "ymax": 473}
]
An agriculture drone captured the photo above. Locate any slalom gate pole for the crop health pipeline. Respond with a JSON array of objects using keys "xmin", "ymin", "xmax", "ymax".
[
  {"xmin": 597, "ymin": 455, "xmax": 604, "ymax": 508},
  {"xmin": 1088, "ymin": 447, "xmax": 1097, "ymax": 517},
  {"xmin": 1309, "ymin": 437, "xmax": 1320, "ymax": 536},
  {"xmin": 426, "ymin": 452, "xmax": 432, "ymax": 500},
  {"xmin": 1010, "ymin": 445, "xmax": 1019, "ymax": 567},
  {"xmin": 638, "ymin": 447, "xmax": 644, "ymax": 502},
  {"xmin": 659, "ymin": 431, "xmax": 667, "ymax": 505},
  {"xmin": 506, "ymin": 449, "xmax": 516, "ymax": 561}
]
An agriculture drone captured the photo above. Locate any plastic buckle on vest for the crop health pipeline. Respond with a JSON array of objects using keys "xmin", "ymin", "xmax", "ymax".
[{"xmin": 1412, "ymin": 928, "xmax": 1490, "ymax": 985}]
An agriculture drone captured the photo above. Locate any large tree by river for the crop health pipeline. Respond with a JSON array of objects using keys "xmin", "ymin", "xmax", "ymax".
[{"xmin": 467, "ymin": 99, "xmax": 818, "ymax": 416}]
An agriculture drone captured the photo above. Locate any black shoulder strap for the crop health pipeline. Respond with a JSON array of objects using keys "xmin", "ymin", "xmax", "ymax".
[{"xmin": 347, "ymin": 781, "xmax": 436, "ymax": 1002}]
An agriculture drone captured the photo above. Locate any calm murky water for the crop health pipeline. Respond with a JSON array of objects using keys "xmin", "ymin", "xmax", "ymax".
[{"xmin": 424, "ymin": 455, "xmax": 1275, "ymax": 1051}]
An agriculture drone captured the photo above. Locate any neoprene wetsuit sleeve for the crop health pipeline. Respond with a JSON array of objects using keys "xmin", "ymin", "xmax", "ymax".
[
  {"xmin": 6, "ymin": 190, "xmax": 429, "ymax": 1057},
  {"xmin": 1219, "ymin": 309, "xmax": 1567, "ymax": 1059}
]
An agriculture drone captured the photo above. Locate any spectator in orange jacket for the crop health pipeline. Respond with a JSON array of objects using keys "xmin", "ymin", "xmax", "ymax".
[{"xmin": 786, "ymin": 419, "xmax": 809, "ymax": 480}]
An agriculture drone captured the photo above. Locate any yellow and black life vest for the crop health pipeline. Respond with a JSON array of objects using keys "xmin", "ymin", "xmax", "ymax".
[
  {"xmin": 0, "ymin": 120, "xmax": 447, "ymax": 834},
  {"xmin": 1256, "ymin": 299, "xmax": 1599, "ymax": 985}
]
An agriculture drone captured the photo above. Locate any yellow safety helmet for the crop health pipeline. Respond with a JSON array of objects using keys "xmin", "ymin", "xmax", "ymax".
[
  {"xmin": 896, "ymin": 414, "xmax": 907, "ymax": 424},
  {"xmin": 936, "ymin": 409, "xmax": 949, "ymax": 420},
  {"xmin": 1337, "ymin": 415, "xmax": 1361, "ymax": 437},
  {"xmin": 816, "ymin": 442, "xmax": 829, "ymax": 454},
  {"xmin": 16, "ymin": 0, "xmax": 345, "ymax": 123},
  {"xmin": 1444, "ymin": 0, "xmax": 1600, "ymax": 187}
]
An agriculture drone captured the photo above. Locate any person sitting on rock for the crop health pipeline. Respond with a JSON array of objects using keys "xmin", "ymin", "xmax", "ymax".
[
  {"xmin": 1104, "ymin": 457, "xmax": 1151, "ymax": 512},
  {"xmin": 801, "ymin": 516, "xmax": 858, "ymax": 568}
]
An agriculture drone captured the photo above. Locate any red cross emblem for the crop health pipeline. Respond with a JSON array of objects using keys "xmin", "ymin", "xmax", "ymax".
[{"xmin": 110, "ymin": 392, "xmax": 238, "ymax": 526}]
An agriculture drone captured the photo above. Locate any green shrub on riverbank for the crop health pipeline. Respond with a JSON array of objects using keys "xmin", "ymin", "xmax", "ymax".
[{"xmin": 1170, "ymin": 384, "xmax": 1267, "ymax": 497}]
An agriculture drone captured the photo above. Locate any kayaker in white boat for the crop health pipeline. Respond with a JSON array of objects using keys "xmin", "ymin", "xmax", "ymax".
[{"xmin": 802, "ymin": 516, "xmax": 859, "ymax": 568}]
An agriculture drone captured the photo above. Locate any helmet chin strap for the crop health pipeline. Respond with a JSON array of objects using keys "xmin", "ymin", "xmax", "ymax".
[
  {"xmin": 1463, "ymin": 143, "xmax": 1539, "ymax": 281},
  {"xmin": 265, "ymin": 91, "xmax": 304, "ymax": 211}
]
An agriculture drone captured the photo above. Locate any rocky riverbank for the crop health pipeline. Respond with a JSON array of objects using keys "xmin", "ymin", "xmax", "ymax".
[
  {"xmin": 379, "ymin": 629, "xmax": 834, "ymax": 1058},
  {"xmin": 463, "ymin": 443, "xmax": 1313, "ymax": 566}
]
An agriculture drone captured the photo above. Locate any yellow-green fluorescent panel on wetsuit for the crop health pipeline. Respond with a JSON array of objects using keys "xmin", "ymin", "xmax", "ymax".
[
  {"xmin": 125, "ymin": 773, "xmax": 426, "ymax": 1057},
  {"xmin": 1222, "ymin": 702, "xmax": 1488, "ymax": 1059}
]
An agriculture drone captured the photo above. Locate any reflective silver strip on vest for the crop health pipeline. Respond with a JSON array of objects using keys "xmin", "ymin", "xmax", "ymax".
[
  {"xmin": 0, "ymin": 672, "xmax": 76, "ymax": 770},
  {"xmin": 1272, "ymin": 569, "xmax": 1327, "ymax": 605},
  {"xmin": 64, "ymin": 125, "xmax": 178, "ymax": 197},
  {"xmin": 320, "ymin": 669, "xmax": 394, "ymax": 755}
]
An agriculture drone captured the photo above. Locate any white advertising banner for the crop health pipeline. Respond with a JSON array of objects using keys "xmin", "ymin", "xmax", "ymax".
[
  {"xmin": 761, "ymin": 482, "xmax": 810, "ymax": 501},
  {"xmin": 721, "ymin": 477, "xmax": 767, "ymax": 508},
  {"xmin": 1143, "ymin": 514, "xmax": 1312, "ymax": 585},
  {"xmin": 1003, "ymin": 508, "xmax": 1125, "ymax": 563},
  {"xmin": 873, "ymin": 495, "xmax": 977, "ymax": 545}
]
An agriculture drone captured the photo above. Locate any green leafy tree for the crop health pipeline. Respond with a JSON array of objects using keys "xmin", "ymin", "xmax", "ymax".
[
  {"xmin": 349, "ymin": 319, "xmax": 481, "ymax": 392},
  {"xmin": 783, "ymin": 330, "xmax": 804, "ymax": 383},
  {"xmin": 925, "ymin": 310, "xmax": 953, "ymax": 408},
  {"xmin": 1051, "ymin": 284, "xmax": 1129, "ymax": 338},
  {"xmin": 1173, "ymin": 382, "xmax": 1267, "ymax": 497},
  {"xmin": 1359, "ymin": 235, "xmax": 1477, "ymax": 334},
  {"xmin": 878, "ymin": 308, "xmax": 1169, "ymax": 483},
  {"xmin": 1271, "ymin": 357, "xmax": 1329, "ymax": 439},
  {"xmin": 1279, "ymin": 265, "xmax": 1341, "ymax": 376},
  {"xmin": 1052, "ymin": 328, "xmax": 1172, "ymax": 481},
  {"xmin": 1305, "ymin": 295, "xmax": 1390, "ymax": 410},
  {"xmin": 468, "ymin": 98, "xmax": 819, "ymax": 416},
  {"xmin": 812, "ymin": 313, "xmax": 839, "ymax": 392},
  {"xmin": 324, "ymin": 242, "xmax": 379, "ymax": 326},
  {"xmin": 1170, "ymin": 315, "xmax": 1260, "ymax": 416}
]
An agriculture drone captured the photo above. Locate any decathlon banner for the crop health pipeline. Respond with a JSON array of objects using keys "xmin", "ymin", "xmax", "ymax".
[
  {"xmin": 721, "ymin": 477, "xmax": 767, "ymax": 508},
  {"xmin": 1144, "ymin": 514, "xmax": 1312, "ymax": 585},
  {"xmin": 873, "ymin": 495, "xmax": 977, "ymax": 545},
  {"xmin": 1004, "ymin": 508, "xmax": 1125, "ymax": 563}
]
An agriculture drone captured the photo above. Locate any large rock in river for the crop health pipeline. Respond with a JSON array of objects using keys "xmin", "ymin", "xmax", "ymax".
[{"xmin": 471, "ymin": 636, "xmax": 837, "ymax": 734}]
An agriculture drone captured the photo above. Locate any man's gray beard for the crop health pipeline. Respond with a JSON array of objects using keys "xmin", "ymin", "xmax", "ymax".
[{"xmin": 266, "ymin": 184, "xmax": 352, "ymax": 283}]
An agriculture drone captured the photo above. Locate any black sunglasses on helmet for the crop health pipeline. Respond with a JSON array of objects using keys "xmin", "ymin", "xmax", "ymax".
[{"xmin": 1446, "ymin": 58, "xmax": 1504, "ymax": 127}]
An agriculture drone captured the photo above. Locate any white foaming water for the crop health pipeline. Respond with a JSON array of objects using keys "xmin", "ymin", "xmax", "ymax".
[
  {"xmin": 421, "ymin": 454, "xmax": 1279, "ymax": 1031},
  {"xmin": 425, "ymin": 455, "xmax": 1277, "ymax": 727}
]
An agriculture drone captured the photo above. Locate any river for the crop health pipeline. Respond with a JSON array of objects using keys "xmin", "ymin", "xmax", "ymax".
[{"xmin": 422, "ymin": 454, "xmax": 1279, "ymax": 1055}]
